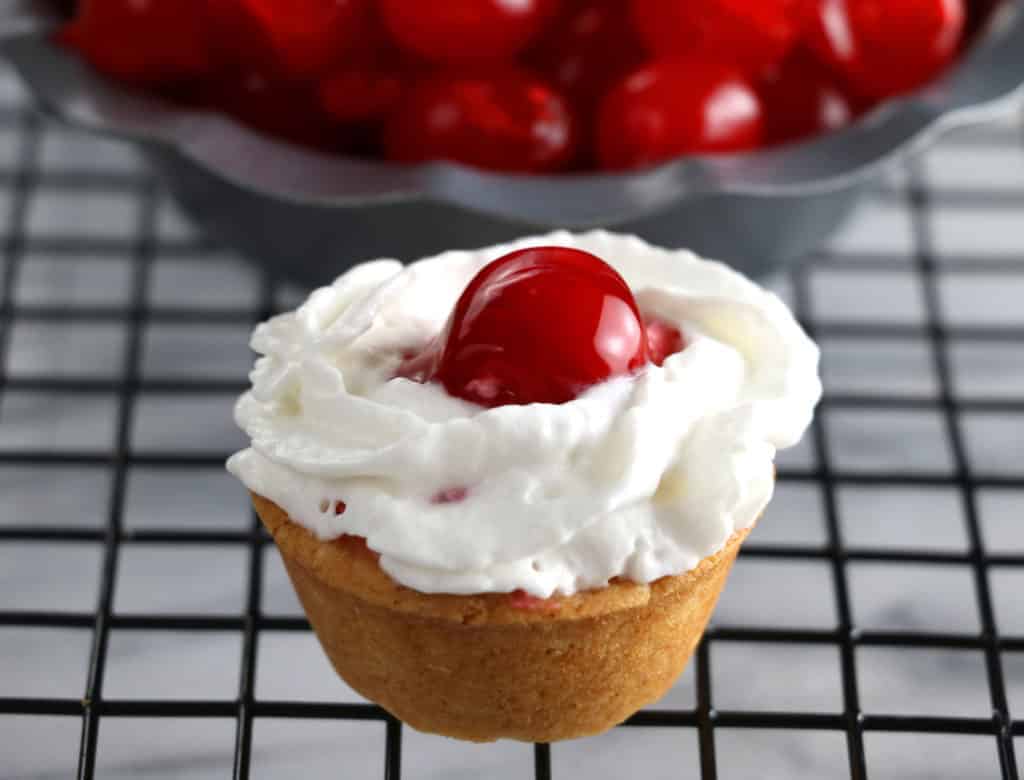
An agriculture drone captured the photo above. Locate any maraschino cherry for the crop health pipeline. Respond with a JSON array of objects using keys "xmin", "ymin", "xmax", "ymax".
[
  {"xmin": 398, "ymin": 247, "xmax": 683, "ymax": 407},
  {"xmin": 238, "ymin": 0, "xmax": 373, "ymax": 78},
  {"xmin": 316, "ymin": 3, "xmax": 412, "ymax": 128},
  {"xmin": 203, "ymin": 0, "xmax": 274, "ymax": 71},
  {"xmin": 645, "ymin": 318, "xmax": 685, "ymax": 368},
  {"xmin": 804, "ymin": 0, "xmax": 966, "ymax": 100},
  {"xmin": 383, "ymin": 71, "xmax": 576, "ymax": 172},
  {"xmin": 61, "ymin": 0, "xmax": 210, "ymax": 86},
  {"xmin": 597, "ymin": 60, "xmax": 764, "ymax": 170},
  {"xmin": 528, "ymin": 0, "xmax": 645, "ymax": 166},
  {"xmin": 319, "ymin": 68, "xmax": 407, "ymax": 125},
  {"xmin": 530, "ymin": 0, "xmax": 646, "ymax": 113},
  {"xmin": 759, "ymin": 50, "xmax": 856, "ymax": 146},
  {"xmin": 199, "ymin": 67, "xmax": 342, "ymax": 152},
  {"xmin": 379, "ymin": 0, "xmax": 559, "ymax": 63},
  {"xmin": 60, "ymin": 0, "xmax": 973, "ymax": 170},
  {"xmin": 630, "ymin": 0, "xmax": 800, "ymax": 76}
]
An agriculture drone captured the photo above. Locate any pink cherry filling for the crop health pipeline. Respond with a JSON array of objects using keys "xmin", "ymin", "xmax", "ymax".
[
  {"xmin": 396, "ymin": 246, "xmax": 685, "ymax": 407},
  {"xmin": 508, "ymin": 589, "xmax": 561, "ymax": 611},
  {"xmin": 645, "ymin": 317, "xmax": 685, "ymax": 368},
  {"xmin": 319, "ymin": 499, "xmax": 347, "ymax": 515},
  {"xmin": 432, "ymin": 486, "xmax": 469, "ymax": 504}
]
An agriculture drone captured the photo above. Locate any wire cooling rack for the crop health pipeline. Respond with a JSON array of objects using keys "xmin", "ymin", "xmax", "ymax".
[{"xmin": 0, "ymin": 67, "xmax": 1023, "ymax": 778}]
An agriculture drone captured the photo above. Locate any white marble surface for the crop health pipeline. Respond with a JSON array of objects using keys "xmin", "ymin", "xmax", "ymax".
[{"xmin": 1, "ymin": 60, "xmax": 1023, "ymax": 778}]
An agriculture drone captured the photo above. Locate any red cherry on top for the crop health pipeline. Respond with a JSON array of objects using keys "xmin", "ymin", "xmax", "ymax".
[
  {"xmin": 398, "ymin": 247, "xmax": 661, "ymax": 407},
  {"xmin": 597, "ymin": 60, "xmax": 764, "ymax": 171},
  {"xmin": 630, "ymin": 0, "xmax": 800, "ymax": 76},
  {"xmin": 759, "ymin": 50, "xmax": 856, "ymax": 146},
  {"xmin": 379, "ymin": 0, "xmax": 559, "ymax": 63},
  {"xmin": 804, "ymin": 0, "xmax": 966, "ymax": 100},
  {"xmin": 383, "ymin": 71, "xmax": 576, "ymax": 173},
  {"xmin": 61, "ymin": 0, "xmax": 210, "ymax": 87}
]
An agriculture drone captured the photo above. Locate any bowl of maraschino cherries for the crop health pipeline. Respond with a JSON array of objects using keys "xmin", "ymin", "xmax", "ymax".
[
  {"xmin": 16, "ymin": 0, "xmax": 1017, "ymax": 283},
  {"xmin": 60, "ymin": 0, "xmax": 983, "ymax": 172}
]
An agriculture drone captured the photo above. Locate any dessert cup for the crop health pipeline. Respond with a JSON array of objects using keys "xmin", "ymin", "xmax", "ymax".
[
  {"xmin": 254, "ymin": 492, "xmax": 751, "ymax": 743},
  {"xmin": 228, "ymin": 231, "xmax": 821, "ymax": 743}
]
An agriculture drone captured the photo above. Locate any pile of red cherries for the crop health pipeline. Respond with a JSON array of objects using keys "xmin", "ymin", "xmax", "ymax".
[{"xmin": 62, "ymin": 0, "xmax": 991, "ymax": 173}]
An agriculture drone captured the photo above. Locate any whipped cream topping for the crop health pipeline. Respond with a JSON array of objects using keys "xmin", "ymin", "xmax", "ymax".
[{"xmin": 228, "ymin": 231, "xmax": 821, "ymax": 597}]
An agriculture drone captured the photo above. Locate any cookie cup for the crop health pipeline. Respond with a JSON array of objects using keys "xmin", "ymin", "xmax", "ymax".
[{"xmin": 253, "ymin": 492, "xmax": 749, "ymax": 742}]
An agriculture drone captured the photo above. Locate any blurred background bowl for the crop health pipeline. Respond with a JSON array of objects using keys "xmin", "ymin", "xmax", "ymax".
[{"xmin": 2, "ymin": 0, "xmax": 1023, "ymax": 284}]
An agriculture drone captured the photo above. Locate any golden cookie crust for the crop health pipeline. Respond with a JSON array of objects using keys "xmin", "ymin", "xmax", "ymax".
[{"xmin": 254, "ymin": 492, "xmax": 748, "ymax": 742}]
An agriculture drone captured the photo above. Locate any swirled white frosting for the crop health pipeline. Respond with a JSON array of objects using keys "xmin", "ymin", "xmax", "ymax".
[{"xmin": 228, "ymin": 231, "xmax": 821, "ymax": 597}]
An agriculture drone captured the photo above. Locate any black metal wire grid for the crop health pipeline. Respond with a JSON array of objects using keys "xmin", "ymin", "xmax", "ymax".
[{"xmin": 0, "ymin": 82, "xmax": 1022, "ymax": 778}]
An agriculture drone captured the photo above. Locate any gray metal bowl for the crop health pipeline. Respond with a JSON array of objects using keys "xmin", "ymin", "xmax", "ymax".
[{"xmin": 2, "ymin": 1, "xmax": 1023, "ymax": 283}]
